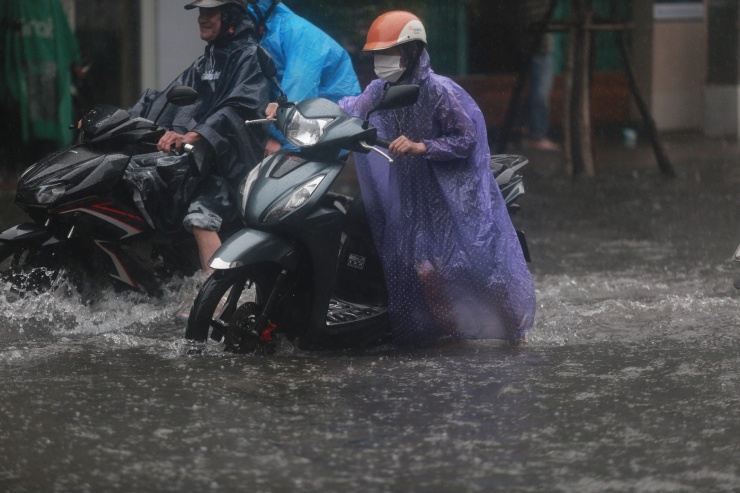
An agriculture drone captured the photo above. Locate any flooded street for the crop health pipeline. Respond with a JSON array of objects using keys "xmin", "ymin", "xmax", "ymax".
[{"xmin": 1, "ymin": 134, "xmax": 738, "ymax": 492}]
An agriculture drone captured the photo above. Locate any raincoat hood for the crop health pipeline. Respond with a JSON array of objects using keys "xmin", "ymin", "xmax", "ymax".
[{"xmin": 397, "ymin": 47, "xmax": 432, "ymax": 86}]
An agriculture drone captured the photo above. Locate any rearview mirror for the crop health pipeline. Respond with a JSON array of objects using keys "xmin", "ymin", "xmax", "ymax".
[
  {"xmin": 166, "ymin": 85, "xmax": 199, "ymax": 107},
  {"xmin": 364, "ymin": 85, "xmax": 420, "ymax": 128},
  {"xmin": 376, "ymin": 85, "xmax": 420, "ymax": 111},
  {"xmin": 152, "ymin": 85, "xmax": 199, "ymax": 125}
]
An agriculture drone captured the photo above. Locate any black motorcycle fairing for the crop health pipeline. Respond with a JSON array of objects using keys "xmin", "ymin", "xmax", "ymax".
[
  {"xmin": 86, "ymin": 117, "xmax": 164, "ymax": 149},
  {"xmin": 80, "ymin": 104, "xmax": 132, "ymax": 140},
  {"xmin": 0, "ymin": 223, "xmax": 53, "ymax": 243},
  {"xmin": 16, "ymin": 151, "xmax": 131, "ymax": 210}
]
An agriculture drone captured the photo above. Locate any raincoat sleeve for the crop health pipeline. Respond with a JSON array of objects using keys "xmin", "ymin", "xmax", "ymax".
[
  {"xmin": 421, "ymin": 82, "xmax": 478, "ymax": 162},
  {"xmin": 338, "ymin": 81, "xmax": 384, "ymax": 120}
]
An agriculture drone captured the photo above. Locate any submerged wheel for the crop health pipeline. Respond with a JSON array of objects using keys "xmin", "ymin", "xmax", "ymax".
[
  {"xmin": 0, "ymin": 242, "xmax": 64, "ymax": 293},
  {"xmin": 224, "ymin": 301, "xmax": 276, "ymax": 355},
  {"xmin": 185, "ymin": 268, "xmax": 272, "ymax": 353}
]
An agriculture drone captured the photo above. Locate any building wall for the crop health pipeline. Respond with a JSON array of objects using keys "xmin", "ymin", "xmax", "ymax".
[
  {"xmin": 631, "ymin": 1, "xmax": 709, "ymax": 132},
  {"xmin": 651, "ymin": 17, "xmax": 707, "ymax": 130},
  {"xmin": 705, "ymin": 0, "xmax": 740, "ymax": 138},
  {"xmin": 140, "ymin": 0, "xmax": 204, "ymax": 92}
]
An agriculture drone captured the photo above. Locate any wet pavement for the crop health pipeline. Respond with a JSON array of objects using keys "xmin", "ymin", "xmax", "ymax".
[{"xmin": 0, "ymin": 131, "xmax": 739, "ymax": 492}]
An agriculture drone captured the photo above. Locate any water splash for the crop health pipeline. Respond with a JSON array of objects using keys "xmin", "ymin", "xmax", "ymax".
[{"xmin": 0, "ymin": 271, "xmax": 205, "ymax": 342}]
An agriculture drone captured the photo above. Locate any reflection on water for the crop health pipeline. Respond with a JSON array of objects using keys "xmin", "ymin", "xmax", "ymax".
[{"xmin": 1, "ymin": 139, "xmax": 739, "ymax": 491}]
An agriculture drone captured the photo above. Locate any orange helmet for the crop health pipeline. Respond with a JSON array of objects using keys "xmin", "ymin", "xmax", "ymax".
[{"xmin": 363, "ymin": 11, "xmax": 427, "ymax": 52}]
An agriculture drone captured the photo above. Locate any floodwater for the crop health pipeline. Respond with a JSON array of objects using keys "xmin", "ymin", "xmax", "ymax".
[{"xmin": 1, "ymin": 134, "xmax": 738, "ymax": 492}]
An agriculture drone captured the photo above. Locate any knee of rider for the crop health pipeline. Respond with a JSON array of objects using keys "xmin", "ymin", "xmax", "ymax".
[{"xmin": 416, "ymin": 260, "xmax": 435, "ymax": 279}]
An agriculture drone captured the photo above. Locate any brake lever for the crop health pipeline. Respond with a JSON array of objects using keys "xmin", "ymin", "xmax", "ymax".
[
  {"xmin": 245, "ymin": 118, "xmax": 276, "ymax": 126},
  {"xmin": 358, "ymin": 141, "xmax": 393, "ymax": 164}
]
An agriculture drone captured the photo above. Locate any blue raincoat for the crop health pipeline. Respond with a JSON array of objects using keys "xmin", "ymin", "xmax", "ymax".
[
  {"xmin": 339, "ymin": 50, "xmax": 536, "ymax": 345},
  {"xmin": 248, "ymin": 0, "xmax": 360, "ymax": 144}
]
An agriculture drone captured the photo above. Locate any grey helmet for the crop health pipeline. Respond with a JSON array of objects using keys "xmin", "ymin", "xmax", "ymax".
[{"xmin": 184, "ymin": 0, "xmax": 246, "ymax": 10}]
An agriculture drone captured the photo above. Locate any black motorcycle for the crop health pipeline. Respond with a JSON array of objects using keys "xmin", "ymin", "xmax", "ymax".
[
  {"xmin": 184, "ymin": 84, "xmax": 531, "ymax": 354},
  {"xmin": 0, "ymin": 86, "xmax": 228, "ymax": 295}
]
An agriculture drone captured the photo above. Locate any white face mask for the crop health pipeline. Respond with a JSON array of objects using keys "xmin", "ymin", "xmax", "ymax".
[{"xmin": 374, "ymin": 54, "xmax": 405, "ymax": 83}]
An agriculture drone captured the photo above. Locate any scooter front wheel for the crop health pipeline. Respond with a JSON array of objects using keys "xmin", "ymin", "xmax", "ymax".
[
  {"xmin": 185, "ymin": 268, "xmax": 261, "ymax": 345},
  {"xmin": 224, "ymin": 301, "xmax": 276, "ymax": 355}
]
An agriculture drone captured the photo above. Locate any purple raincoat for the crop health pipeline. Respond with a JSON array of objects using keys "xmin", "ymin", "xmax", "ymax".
[{"xmin": 339, "ymin": 50, "xmax": 535, "ymax": 345}]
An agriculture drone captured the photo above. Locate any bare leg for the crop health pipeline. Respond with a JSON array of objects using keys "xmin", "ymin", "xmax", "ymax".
[
  {"xmin": 416, "ymin": 260, "xmax": 458, "ymax": 336},
  {"xmin": 192, "ymin": 227, "xmax": 222, "ymax": 275},
  {"xmin": 175, "ymin": 228, "xmax": 222, "ymax": 322}
]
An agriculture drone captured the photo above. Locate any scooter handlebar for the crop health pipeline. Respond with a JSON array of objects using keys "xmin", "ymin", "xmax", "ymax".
[
  {"xmin": 168, "ymin": 143, "xmax": 194, "ymax": 156},
  {"xmin": 374, "ymin": 136, "xmax": 393, "ymax": 149}
]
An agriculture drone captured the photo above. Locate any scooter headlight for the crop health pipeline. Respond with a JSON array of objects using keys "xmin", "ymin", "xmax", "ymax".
[
  {"xmin": 263, "ymin": 175, "xmax": 325, "ymax": 223},
  {"xmin": 239, "ymin": 164, "xmax": 261, "ymax": 217},
  {"xmin": 35, "ymin": 184, "xmax": 66, "ymax": 204},
  {"xmin": 284, "ymin": 109, "xmax": 333, "ymax": 147}
]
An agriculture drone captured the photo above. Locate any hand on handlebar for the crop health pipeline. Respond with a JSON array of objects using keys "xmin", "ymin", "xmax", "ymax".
[
  {"xmin": 388, "ymin": 136, "xmax": 426, "ymax": 157},
  {"xmin": 264, "ymin": 137, "xmax": 282, "ymax": 158},
  {"xmin": 244, "ymin": 103, "xmax": 278, "ymax": 126},
  {"xmin": 265, "ymin": 102, "xmax": 279, "ymax": 120},
  {"xmin": 158, "ymin": 130, "xmax": 201, "ymax": 154}
]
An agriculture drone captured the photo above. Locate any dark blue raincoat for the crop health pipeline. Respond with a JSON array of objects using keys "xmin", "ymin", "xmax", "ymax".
[
  {"xmin": 127, "ymin": 16, "xmax": 269, "ymax": 202},
  {"xmin": 340, "ymin": 50, "xmax": 536, "ymax": 345}
]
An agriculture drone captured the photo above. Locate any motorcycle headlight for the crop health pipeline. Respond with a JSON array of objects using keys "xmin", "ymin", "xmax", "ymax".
[
  {"xmin": 263, "ymin": 175, "xmax": 325, "ymax": 222},
  {"xmin": 35, "ymin": 184, "xmax": 66, "ymax": 204},
  {"xmin": 239, "ymin": 164, "xmax": 261, "ymax": 217},
  {"xmin": 284, "ymin": 109, "xmax": 333, "ymax": 147}
]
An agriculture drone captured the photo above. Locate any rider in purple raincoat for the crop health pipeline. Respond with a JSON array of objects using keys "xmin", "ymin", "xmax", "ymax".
[{"xmin": 339, "ymin": 11, "xmax": 536, "ymax": 345}]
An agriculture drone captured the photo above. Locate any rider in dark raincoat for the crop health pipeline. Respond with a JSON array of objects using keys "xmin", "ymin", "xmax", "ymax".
[
  {"xmin": 127, "ymin": 0, "xmax": 270, "ymax": 275},
  {"xmin": 339, "ymin": 12, "xmax": 536, "ymax": 345}
]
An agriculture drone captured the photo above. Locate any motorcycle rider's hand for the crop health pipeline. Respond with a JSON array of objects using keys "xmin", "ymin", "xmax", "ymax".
[
  {"xmin": 265, "ymin": 102, "xmax": 279, "ymax": 120},
  {"xmin": 264, "ymin": 137, "xmax": 282, "ymax": 157},
  {"xmin": 157, "ymin": 131, "xmax": 201, "ymax": 153},
  {"xmin": 389, "ymin": 136, "xmax": 426, "ymax": 157}
]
